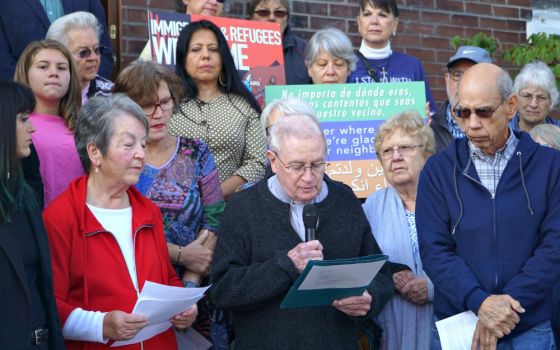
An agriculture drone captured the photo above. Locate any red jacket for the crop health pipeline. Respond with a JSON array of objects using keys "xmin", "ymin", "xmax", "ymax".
[{"xmin": 43, "ymin": 175, "xmax": 182, "ymax": 350}]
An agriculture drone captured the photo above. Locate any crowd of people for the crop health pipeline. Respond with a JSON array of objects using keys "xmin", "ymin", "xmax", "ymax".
[{"xmin": 0, "ymin": 0, "xmax": 559, "ymax": 350}]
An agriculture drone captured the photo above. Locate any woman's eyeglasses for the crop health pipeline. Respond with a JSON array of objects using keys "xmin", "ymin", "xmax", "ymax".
[
  {"xmin": 75, "ymin": 46, "xmax": 105, "ymax": 59},
  {"xmin": 380, "ymin": 145, "xmax": 422, "ymax": 159},
  {"xmin": 143, "ymin": 98, "xmax": 174, "ymax": 117},
  {"xmin": 452, "ymin": 100, "xmax": 504, "ymax": 119},
  {"xmin": 254, "ymin": 9, "xmax": 288, "ymax": 18}
]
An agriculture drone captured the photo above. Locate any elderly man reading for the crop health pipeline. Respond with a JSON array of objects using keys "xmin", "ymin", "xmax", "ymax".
[
  {"xmin": 417, "ymin": 63, "xmax": 560, "ymax": 350},
  {"xmin": 210, "ymin": 113, "xmax": 393, "ymax": 349}
]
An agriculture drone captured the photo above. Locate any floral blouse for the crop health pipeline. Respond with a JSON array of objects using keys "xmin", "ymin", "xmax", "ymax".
[{"xmin": 136, "ymin": 137, "xmax": 225, "ymax": 245}]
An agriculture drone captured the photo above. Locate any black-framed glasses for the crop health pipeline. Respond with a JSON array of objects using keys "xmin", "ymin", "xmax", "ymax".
[
  {"xmin": 380, "ymin": 144, "xmax": 422, "ymax": 159},
  {"xmin": 254, "ymin": 9, "xmax": 288, "ymax": 18},
  {"xmin": 75, "ymin": 45, "xmax": 105, "ymax": 59},
  {"xmin": 452, "ymin": 100, "xmax": 504, "ymax": 119},
  {"xmin": 448, "ymin": 69, "xmax": 464, "ymax": 81},
  {"xmin": 143, "ymin": 98, "xmax": 174, "ymax": 117},
  {"xmin": 273, "ymin": 152, "xmax": 329, "ymax": 175}
]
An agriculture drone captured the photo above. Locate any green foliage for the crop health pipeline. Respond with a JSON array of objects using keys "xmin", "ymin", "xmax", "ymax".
[
  {"xmin": 451, "ymin": 32, "xmax": 500, "ymax": 57},
  {"xmin": 503, "ymin": 33, "xmax": 560, "ymax": 89}
]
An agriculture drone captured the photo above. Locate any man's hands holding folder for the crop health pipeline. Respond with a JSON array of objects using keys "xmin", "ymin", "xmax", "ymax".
[
  {"xmin": 332, "ymin": 291, "xmax": 372, "ymax": 316},
  {"xmin": 288, "ymin": 240, "xmax": 324, "ymax": 273}
]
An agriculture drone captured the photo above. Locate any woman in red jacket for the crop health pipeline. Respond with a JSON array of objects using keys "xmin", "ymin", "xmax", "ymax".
[{"xmin": 42, "ymin": 93, "xmax": 197, "ymax": 350}]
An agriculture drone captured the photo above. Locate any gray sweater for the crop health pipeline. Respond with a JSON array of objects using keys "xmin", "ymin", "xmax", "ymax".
[{"xmin": 210, "ymin": 178, "xmax": 393, "ymax": 349}]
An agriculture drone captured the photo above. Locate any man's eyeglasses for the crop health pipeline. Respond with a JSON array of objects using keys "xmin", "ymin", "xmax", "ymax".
[
  {"xmin": 74, "ymin": 46, "xmax": 105, "ymax": 59},
  {"xmin": 274, "ymin": 152, "xmax": 329, "ymax": 175},
  {"xmin": 143, "ymin": 98, "xmax": 174, "ymax": 117},
  {"xmin": 452, "ymin": 100, "xmax": 504, "ymax": 119},
  {"xmin": 254, "ymin": 9, "xmax": 288, "ymax": 18},
  {"xmin": 380, "ymin": 145, "xmax": 422, "ymax": 159},
  {"xmin": 448, "ymin": 69, "xmax": 465, "ymax": 81}
]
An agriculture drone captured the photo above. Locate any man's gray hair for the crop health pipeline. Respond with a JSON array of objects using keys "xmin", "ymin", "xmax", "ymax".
[
  {"xmin": 268, "ymin": 113, "xmax": 326, "ymax": 155},
  {"xmin": 513, "ymin": 61, "xmax": 559, "ymax": 108},
  {"xmin": 497, "ymin": 69, "xmax": 514, "ymax": 101},
  {"xmin": 46, "ymin": 11, "xmax": 102, "ymax": 46},
  {"xmin": 75, "ymin": 94, "xmax": 148, "ymax": 173},
  {"xmin": 261, "ymin": 97, "xmax": 316, "ymax": 130},
  {"xmin": 305, "ymin": 27, "xmax": 357, "ymax": 71}
]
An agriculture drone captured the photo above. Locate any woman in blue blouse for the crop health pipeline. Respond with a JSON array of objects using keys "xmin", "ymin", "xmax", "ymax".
[{"xmin": 114, "ymin": 59, "xmax": 227, "ymax": 348}]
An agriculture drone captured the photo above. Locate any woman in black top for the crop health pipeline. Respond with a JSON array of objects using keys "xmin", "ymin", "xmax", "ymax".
[{"xmin": 0, "ymin": 81, "xmax": 65, "ymax": 349}]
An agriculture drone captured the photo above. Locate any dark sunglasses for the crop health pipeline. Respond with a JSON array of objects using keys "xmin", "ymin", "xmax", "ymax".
[
  {"xmin": 452, "ymin": 100, "xmax": 504, "ymax": 119},
  {"xmin": 254, "ymin": 9, "xmax": 288, "ymax": 18},
  {"xmin": 76, "ymin": 46, "xmax": 105, "ymax": 59},
  {"xmin": 217, "ymin": 0, "xmax": 224, "ymax": 3}
]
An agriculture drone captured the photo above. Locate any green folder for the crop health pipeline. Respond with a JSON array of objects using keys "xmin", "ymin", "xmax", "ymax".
[{"xmin": 280, "ymin": 254, "xmax": 388, "ymax": 309}]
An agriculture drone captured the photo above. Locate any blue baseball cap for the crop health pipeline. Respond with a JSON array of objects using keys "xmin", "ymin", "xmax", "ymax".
[{"xmin": 447, "ymin": 46, "xmax": 492, "ymax": 68}]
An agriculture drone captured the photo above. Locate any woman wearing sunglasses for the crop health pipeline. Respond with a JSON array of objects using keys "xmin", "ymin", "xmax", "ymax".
[
  {"xmin": 15, "ymin": 40, "xmax": 83, "ymax": 209},
  {"xmin": 47, "ymin": 11, "xmax": 114, "ymax": 105},
  {"xmin": 249, "ymin": 0, "xmax": 310, "ymax": 85}
]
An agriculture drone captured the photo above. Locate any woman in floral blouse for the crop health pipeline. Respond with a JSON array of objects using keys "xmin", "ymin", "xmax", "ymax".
[{"xmin": 114, "ymin": 60, "xmax": 227, "ymax": 348}]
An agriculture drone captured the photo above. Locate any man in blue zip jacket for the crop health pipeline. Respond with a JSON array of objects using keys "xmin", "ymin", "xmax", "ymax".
[{"xmin": 417, "ymin": 63, "xmax": 560, "ymax": 349}]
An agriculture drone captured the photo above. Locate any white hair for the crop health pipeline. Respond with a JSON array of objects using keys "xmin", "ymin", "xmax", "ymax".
[
  {"xmin": 268, "ymin": 113, "xmax": 326, "ymax": 155},
  {"xmin": 46, "ymin": 11, "xmax": 102, "ymax": 47},
  {"xmin": 513, "ymin": 61, "xmax": 559, "ymax": 108}
]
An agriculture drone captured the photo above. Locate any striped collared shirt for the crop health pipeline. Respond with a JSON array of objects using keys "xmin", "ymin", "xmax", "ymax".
[{"xmin": 468, "ymin": 128, "xmax": 519, "ymax": 196}]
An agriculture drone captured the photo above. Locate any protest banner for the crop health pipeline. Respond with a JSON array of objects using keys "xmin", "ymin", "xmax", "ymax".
[
  {"xmin": 147, "ymin": 10, "xmax": 285, "ymax": 107},
  {"xmin": 266, "ymin": 82, "xmax": 426, "ymax": 198}
]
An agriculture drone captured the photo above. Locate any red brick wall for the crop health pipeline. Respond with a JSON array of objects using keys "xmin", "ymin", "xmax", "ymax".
[{"xmin": 120, "ymin": 0, "xmax": 531, "ymax": 105}]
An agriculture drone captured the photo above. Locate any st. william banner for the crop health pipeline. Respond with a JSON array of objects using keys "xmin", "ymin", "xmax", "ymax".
[
  {"xmin": 148, "ymin": 10, "xmax": 285, "ymax": 107},
  {"xmin": 266, "ymin": 82, "xmax": 426, "ymax": 198}
]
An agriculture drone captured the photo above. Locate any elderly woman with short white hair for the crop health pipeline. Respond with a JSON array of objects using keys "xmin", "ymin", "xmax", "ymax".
[
  {"xmin": 305, "ymin": 27, "xmax": 357, "ymax": 85},
  {"xmin": 363, "ymin": 110, "xmax": 435, "ymax": 350},
  {"xmin": 511, "ymin": 61, "xmax": 560, "ymax": 132},
  {"xmin": 47, "ymin": 11, "xmax": 114, "ymax": 105},
  {"xmin": 43, "ymin": 94, "xmax": 197, "ymax": 349}
]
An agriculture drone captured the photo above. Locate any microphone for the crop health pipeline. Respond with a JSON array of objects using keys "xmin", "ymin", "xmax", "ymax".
[{"xmin": 302, "ymin": 204, "xmax": 319, "ymax": 242}]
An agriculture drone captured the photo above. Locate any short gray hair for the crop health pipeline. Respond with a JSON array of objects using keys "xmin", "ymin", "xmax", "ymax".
[
  {"xmin": 497, "ymin": 69, "xmax": 514, "ymax": 101},
  {"xmin": 513, "ymin": 61, "xmax": 559, "ymax": 108},
  {"xmin": 529, "ymin": 124, "xmax": 560, "ymax": 150},
  {"xmin": 46, "ymin": 11, "xmax": 102, "ymax": 46},
  {"xmin": 305, "ymin": 27, "xmax": 357, "ymax": 71},
  {"xmin": 75, "ymin": 94, "xmax": 148, "ymax": 173},
  {"xmin": 269, "ymin": 113, "xmax": 326, "ymax": 156},
  {"xmin": 261, "ymin": 97, "xmax": 316, "ymax": 139}
]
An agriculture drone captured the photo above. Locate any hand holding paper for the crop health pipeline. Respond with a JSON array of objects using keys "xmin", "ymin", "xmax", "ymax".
[
  {"xmin": 103, "ymin": 311, "xmax": 148, "ymax": 341},
  {"xmin": 170, "ymin": 304, "xmax": 198, "ymax": 330},
  {"xmin": 332, "ymin": 290, "xmax": 372, "ymax": 316},
  {"xmin": 112, "ymin": 281, "xmax": 209, "ymax": 347}
]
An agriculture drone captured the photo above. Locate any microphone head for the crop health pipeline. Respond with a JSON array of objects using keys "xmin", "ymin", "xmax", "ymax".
[{"xmin": 302, "ymin": 204, "xmax": 319, "ymax": 230}]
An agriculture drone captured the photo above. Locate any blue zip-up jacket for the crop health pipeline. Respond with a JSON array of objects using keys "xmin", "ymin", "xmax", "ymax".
[{"xmin": 417, "ymin": 131, "xmax": 560, "ymax": 337}]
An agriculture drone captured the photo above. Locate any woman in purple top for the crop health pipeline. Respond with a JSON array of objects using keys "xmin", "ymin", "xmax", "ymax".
[
  {"xmin": 114, "ymin": 60, "xmax": 227, "ymax": 349},
  {"xmin": 349, "ymin": 0, "xmax": 437, "ymax": 115},
  {"xmin": 15, "ymin": 39, "xmax": 83, "ymax": 208}
]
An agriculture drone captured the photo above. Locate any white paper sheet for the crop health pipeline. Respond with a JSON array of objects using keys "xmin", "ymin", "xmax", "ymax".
[
  {"xmin": 435, "ymin": 311, "xmax": 478, "ymax": 350},
  {"xmin": 298, "ymin": 260, "xmax": 386, "ymax": 290},
  {"xmin": 111, "ymin": 281, "xmax": 209, "ymax": 347}
]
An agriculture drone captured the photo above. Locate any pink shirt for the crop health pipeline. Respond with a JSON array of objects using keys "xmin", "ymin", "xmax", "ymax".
[{"xmin": 30, "ymin": 112, "xmax": 84, "ymax": 207}]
